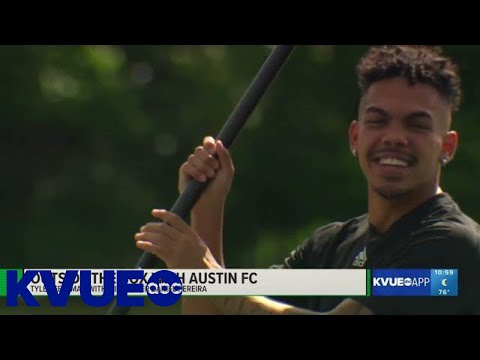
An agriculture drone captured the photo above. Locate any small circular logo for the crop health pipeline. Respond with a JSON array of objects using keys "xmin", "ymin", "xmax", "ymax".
[
  {"xmin": 403, "ymin": 278, "xmax": 412, "ymax": 286},
  {"xmin": 146, "ymin": 270, "xmax": 182, "ymax": 307}
]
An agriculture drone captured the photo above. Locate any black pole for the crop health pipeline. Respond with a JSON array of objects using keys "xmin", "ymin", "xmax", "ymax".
[{"xmin": 107, "ymin": 45, "xmax": 296, "ymax": 315}]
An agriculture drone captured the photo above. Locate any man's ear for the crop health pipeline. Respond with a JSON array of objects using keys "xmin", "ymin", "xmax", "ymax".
[
  {"xmin": 349, "ymin": 120, "xmax": 359, "ymax": 154},
  {"xmin": 442, "ymin": 131, "xmax": 459, "ymax": 162}
]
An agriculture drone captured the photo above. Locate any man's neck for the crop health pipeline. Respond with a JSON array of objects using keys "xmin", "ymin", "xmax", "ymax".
[{"xmin": 368, "ymin": 185, "xmax": 442, "ymax": 234}]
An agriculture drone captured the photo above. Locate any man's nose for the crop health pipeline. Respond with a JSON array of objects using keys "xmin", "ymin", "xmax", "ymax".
[{"xmin": 381, "ymin": 125, "xmax": 408, "ymax": 147}]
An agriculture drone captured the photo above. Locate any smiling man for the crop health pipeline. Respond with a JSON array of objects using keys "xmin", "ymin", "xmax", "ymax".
[
  {"xmin": 135, "ymin": 45, "xmax": 480, "ymax": 315},
  {"xmin": 350, "ymin": 74, "xmax": 458, "ymax": 233}
]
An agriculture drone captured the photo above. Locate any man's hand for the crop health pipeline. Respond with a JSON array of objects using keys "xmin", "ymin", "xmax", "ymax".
[
  {"xmin": 135, "ymin": 209, "xmax": 221, "ymax": 270},
  {"xmin": 178, "ymin": 136, "xmax": 235, "ymax": 211}
]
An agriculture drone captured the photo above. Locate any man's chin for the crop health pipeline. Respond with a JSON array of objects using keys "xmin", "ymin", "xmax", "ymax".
[{"xmin": 372, "ymin": 185, "xmax": 412, "ymax": 200}]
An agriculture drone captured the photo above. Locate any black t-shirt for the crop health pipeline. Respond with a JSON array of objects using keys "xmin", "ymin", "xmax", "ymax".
[{"xmin": 271, "ymin": 193, "xmax": 480, "ymax": 315}]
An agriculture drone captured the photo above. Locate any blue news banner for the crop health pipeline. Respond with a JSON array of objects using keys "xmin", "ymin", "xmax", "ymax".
[{"xmin": 371, "ymin": 269, "xmax": 458, "ymax": 296}]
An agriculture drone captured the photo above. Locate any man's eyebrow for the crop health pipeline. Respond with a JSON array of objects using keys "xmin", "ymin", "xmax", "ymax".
[
  {"xmin": 365, "ymin": 106, "xmax": 390, "ymax": 118},
  {"xmin": 404, "ymin": 111, "xmax": 433, "ymax": 121}
]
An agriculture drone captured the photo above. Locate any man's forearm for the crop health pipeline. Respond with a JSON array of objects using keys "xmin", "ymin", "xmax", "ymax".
[
  {"xmin": 181, "ymin": 201, "xmax": 225, "ymax": 315},
  {"xmin": 191, "ymin": 201, "xmax": 225, "ymax": 266}
]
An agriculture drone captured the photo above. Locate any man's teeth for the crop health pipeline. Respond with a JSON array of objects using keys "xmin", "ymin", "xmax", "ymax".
[{"xmin": 378, "ymin": 158, "xmax": 408, "ymax": 167}]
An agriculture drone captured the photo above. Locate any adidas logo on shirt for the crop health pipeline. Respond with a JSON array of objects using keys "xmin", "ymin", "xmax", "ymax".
[{"xmin": 352, "ymin": 247, "xmax": 367, "ymax": 267}]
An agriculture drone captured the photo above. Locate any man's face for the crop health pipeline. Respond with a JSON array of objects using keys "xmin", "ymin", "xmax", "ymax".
[{"xmin": 349, "ymin": 77, "xmax": 458, "ymax": 200}]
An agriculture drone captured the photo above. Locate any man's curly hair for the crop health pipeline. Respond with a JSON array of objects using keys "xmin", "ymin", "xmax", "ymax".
[{"xmin": 356, "ymin": 45, "xmax": 462, "ymax": 112}]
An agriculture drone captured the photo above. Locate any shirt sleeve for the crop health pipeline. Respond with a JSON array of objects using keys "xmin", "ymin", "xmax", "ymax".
[{"xmin": 355, "ymin": 222, "xmax": 480, "ymax": 315}]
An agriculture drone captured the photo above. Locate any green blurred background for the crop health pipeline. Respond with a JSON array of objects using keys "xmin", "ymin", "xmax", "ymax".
[{"xmin": 1, "ymin": 45, "xmax": 479, "ymax": 315}]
